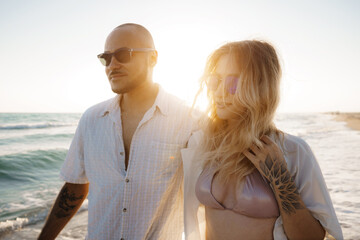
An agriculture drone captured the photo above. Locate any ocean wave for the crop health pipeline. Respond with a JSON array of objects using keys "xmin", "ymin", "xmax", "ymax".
[
  {"xmin": 0, "ymin": 149, "xmax": 67, "ymax": 182},
  {"xmin": 0, "ymin": 133, "xmax": 74, "ymax": 146},
  {"xmin": 0, "ymin": 217, "xmax": 29, "ymax": 236},
  {"xmin": 0, "ymin": 200, "xmax": 88, "ymax": 237},
  {"xmin": 0, "ymin": 123, "xmax": 74, "ymax": 130}
]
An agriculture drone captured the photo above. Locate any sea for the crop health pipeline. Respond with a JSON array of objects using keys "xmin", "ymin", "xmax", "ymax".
[{"xmin": 0, "ymin": 112, "xmax": 359, "ymax": 239}]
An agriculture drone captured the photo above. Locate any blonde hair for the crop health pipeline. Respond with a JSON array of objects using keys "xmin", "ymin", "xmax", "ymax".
[{"xmin": 198, "ymin": 40, "xmax": 283, "ymax": 183}]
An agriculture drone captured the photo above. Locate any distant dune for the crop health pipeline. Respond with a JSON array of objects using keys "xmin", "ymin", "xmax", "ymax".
[{"xmin": 328, "ymin": 112, "xmax": 360, "ymax": 131}]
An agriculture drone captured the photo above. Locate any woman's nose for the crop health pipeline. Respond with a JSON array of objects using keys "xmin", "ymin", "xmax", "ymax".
[{"xmin": 214, "ymin": 81, "xmax": 225, "ymax": 97}]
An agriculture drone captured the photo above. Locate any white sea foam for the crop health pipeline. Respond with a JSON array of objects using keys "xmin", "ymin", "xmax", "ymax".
[
  {"xmin": 0, "ymin": 122, "xmax": 74, "ymax": 130},
  {"xmin": 0, "ymin": 218, "xmax": 29, "ymax": 234}
]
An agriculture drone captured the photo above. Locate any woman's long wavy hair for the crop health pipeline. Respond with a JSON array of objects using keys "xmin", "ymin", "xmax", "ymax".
[
  {"xmin": 144, "ymin": 40, "xmax": 283, "ymax": 239},
  {"xmin": 199, "ymin": 40, "xmax": 283, "ymax": 182}
]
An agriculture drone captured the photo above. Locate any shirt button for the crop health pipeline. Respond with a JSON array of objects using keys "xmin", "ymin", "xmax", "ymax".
[
  {"xmin": 120, "ymin": 152, "xmax": 124, "ymax": 156},
  {"xmin": 123, "ymin": 208, "xmax": 127, "ymax": 212},
  {"xmin": 125, "ymin": 178, "xmax": 129, "ymax": 183}
]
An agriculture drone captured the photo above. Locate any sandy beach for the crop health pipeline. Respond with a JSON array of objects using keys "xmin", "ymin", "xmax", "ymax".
[{"xmin": 328, "ymin": 112, "xmax": 360, "ymax": 131}]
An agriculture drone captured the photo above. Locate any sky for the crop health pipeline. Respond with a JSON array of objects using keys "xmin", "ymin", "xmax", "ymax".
[{"xmin": 0, "ymin": 0, "xmax": 359, "ymax": 113}]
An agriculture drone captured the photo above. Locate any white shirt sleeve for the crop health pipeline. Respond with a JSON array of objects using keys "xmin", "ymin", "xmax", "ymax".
[
  {"xmin": 273, "ymin": 134, "xmax": 343, "ymax": 240},
  {"xmin": 182, "ymin": 131, "xmax": 206, "ymax": 240},
  {"xmin": 60, "ymin": 113, "xmax": 89, "ymax": 184}
]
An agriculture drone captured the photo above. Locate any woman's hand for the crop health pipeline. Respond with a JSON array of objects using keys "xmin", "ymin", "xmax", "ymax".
[
  {"xmin": 244, "ymin": 135, "xmax": 326, "ymax": 239},
  {"xmin": 243, "ymin": 135, "xmax": 304, "ymax": 215}
]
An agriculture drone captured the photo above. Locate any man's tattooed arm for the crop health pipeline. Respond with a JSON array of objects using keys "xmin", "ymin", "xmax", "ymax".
[
  {"xmin": 38, "ymin": 183, "xmax": 88, "ymax": 240},
  {"xmin": 55, "ymin": 186, "xmax": 85, "ymax": 218}
]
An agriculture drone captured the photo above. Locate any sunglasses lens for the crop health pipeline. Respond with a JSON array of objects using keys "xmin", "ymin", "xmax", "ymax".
[
  {"xmin": 114, "ymin": 50, "xmax": 131, "ymax": 63},
  {"xmin": 98, "ymin": 54, "xmax": 111, "ymax": 66},
  {"xmin": 225, "ymin": 76, "xmax": 239, "ymax": 94},
  {"xmin": 207, "ymin": 76, "xmax": 219, "ymax": 91},
  {"xmin": 97, "ymin": 49, "xmax": 131, "ymax": 66}
]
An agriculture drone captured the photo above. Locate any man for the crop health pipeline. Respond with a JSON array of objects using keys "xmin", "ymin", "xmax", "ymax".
[{"xmin": 39, "ymin": 23, "xmax": 197, "ymax": 240}]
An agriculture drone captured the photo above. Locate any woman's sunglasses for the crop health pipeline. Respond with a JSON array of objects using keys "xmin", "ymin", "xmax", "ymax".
[
  {"xmin": 206, "ymin": 75, "xmax": 239, "ymax": 95},
  {"xmin": 97, "ymin": 47, "xmax": 155, "ymax": 66}
]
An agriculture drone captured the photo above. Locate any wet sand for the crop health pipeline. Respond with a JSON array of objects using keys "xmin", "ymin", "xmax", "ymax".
[{"xmin": 328, "ymin": 112, "xmax": 360, "ymax": 131}]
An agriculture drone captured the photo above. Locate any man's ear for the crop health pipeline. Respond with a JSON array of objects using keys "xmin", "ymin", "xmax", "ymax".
[{"xmin": 149, "ymin": 50, "xmax": 158, "ymax": 67}]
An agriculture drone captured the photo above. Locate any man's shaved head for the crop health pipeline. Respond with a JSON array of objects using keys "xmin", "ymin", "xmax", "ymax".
[
  {"xmin": 104, "ymin": 23, "xmax": 158, "ymax": 94},
  {"xmin": 108, "ymin": 23, "xmax": 155, "ymax": 49}
]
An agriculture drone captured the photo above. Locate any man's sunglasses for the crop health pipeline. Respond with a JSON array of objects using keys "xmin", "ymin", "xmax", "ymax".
[
  {"xmin": 206, "ymin": 75, "xmax": 239, "ymax": 95},
  {"xmin": 97, "ymin": 47, "xmax": 155, "ymax": 66}
]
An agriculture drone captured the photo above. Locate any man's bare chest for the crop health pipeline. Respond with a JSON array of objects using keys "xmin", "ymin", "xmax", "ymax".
[{"xmin": 121, "ymin": 112, "xmax": 145, "ymax": 159}]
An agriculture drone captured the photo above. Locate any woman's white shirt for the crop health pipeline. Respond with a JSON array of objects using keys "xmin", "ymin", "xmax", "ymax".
[{"xmin": 181, "ymin": 130, "xmax": 343, "ymax": 240}]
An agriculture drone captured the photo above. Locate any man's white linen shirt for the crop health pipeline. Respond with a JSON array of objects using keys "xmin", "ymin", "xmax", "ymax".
[{"xmin": 60, "ymin": 86, "xmax": 197, "ymax": 240}]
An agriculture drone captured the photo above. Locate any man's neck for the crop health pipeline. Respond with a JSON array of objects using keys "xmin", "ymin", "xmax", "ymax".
[{"xmin": 120, "ymin": 81, "xmax": 159, "ymax": 114}]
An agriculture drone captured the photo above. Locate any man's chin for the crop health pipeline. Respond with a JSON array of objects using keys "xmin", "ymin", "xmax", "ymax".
[
  {"xmin": 109, "ymin": 82, "xmax": 125, "ymax": 94},
  {"xmin": 111, "ymin": 85, "xmax": 133, "ymax": 94},
  {"xmin": 111, "ymin": 88, "xmax": 125, "ymax": 94}
]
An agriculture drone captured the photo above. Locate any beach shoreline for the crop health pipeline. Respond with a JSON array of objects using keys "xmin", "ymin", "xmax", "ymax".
[
  {"xmin": 327, "ymin": 112, "xmax": 360, "ymax": 131},
  {"xmin": 2, "ymin": 210, "xmax": 88, "ymax": 240}
]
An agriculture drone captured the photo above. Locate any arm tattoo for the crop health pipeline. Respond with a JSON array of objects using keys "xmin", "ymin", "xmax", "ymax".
[
  {"xmin": 55, "ymin": 187, "xmax": 84, "ymax": 218},
  {"xmin": 259, "ymin": 155, "xmax": 304, "ymax": 215}
]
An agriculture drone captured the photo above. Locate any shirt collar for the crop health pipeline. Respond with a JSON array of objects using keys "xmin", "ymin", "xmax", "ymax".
[
  {"xmin": 152, "ymin": 84, "xmax": 169, "ymax": 116},
  {"xmin": 99, "ymin": 95, "xmax": 120, "ymax": 118},
  {"xmin": 99, "ymin": 84, "xmax": 169, "ymax": 118}
]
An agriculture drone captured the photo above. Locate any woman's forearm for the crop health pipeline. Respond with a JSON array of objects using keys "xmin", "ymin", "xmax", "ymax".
[
  {"xmin": 244, "ymin": 136, "xmax": 326, "ymax": 239},
  {"xmin": 273, "ymin": 187, "xmax": 325, "ymax": 239},
  {"xmin": 268, "ymin": 163, "xmax": 325, "ymax": 239}
]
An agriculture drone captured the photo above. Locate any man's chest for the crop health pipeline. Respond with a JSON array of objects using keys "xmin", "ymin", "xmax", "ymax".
[
  {"xmin": 121, "ymin": 113, "xmax": 143, "ymax": 153},
  {"xmin": 82, "ymin": 118, "xmax": 189, "ymax": 180}
]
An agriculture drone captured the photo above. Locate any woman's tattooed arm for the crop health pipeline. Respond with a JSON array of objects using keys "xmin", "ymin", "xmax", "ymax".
[
  {"xmin": 244, "ymin": 135, "xmax": 325, "ymax": 239},
  {"xmin": 244, "ymin": 135, "xmax": 304, "ymax": 215},
  {"xmin": 259, "ymin": 154, "xmax": 304, "ymax": 214}
]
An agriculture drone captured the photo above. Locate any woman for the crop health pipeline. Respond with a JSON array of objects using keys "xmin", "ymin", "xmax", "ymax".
[
  {"xmin": 144, "ymin": 40, "xmax": 342, "ymax": 240},
  {"xmin": 182, "ymin": 40, "xmax": 342, "ymax": 240}
]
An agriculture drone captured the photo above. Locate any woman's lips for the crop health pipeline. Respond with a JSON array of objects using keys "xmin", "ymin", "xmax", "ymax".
[
  {"xmin": 216, "ymin": 101, "xmax": 232, "ymax": 109},
  {"xmin": 216, "ymin": 103, "xmax": 225, "ymax": 109}
]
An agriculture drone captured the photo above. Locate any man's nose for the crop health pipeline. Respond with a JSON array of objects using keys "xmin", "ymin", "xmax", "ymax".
[{"xmin": 107, "ymin": 56, "xmax": 123, "ymax": 70}]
